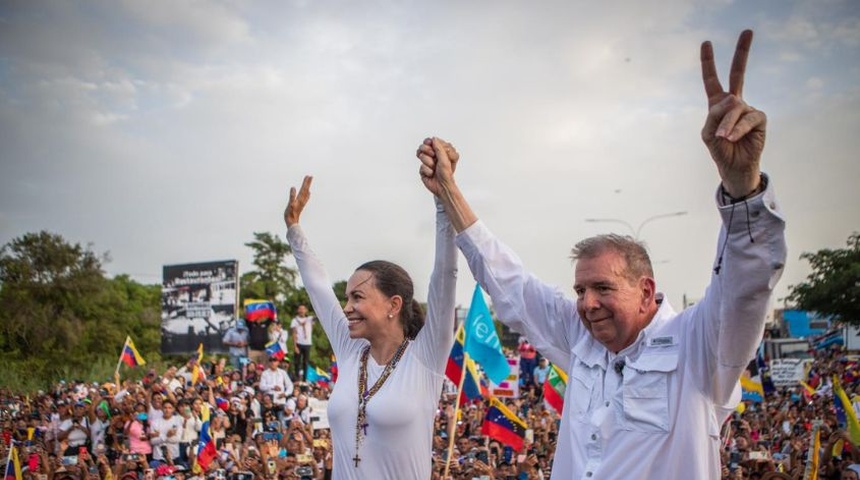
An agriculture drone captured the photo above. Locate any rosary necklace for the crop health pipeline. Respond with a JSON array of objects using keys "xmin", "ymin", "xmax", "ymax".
[{"xmin": 353, "ymin": 338, "xmax": 410, "ymax": 467}]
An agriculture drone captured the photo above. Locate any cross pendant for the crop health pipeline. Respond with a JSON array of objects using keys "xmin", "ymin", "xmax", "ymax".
[
  {"xmin": 353, "ymin": 454, "xmax": 361, "ymax": 467},
  {"xmin": 361, "ymin": 422, "xmax": 369, "ymax": 435}
]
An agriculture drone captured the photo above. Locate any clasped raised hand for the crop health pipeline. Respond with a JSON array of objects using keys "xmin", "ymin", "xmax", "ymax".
[{"xmin": 416, "ymin": 137, "xmax": 459, "ymax": 197}]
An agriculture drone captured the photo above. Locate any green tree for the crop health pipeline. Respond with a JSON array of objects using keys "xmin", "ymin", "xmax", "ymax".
[
  {"xmin": 787, "ymin": 232, "xmax": 860, "ymax": 326},
  {"xmin": 0, "ymin": 231, "xmax": 162, "ymax": 390},
  {"xmin": 240, "ymin": 232, "xmax": 297, "ymax": 303}
]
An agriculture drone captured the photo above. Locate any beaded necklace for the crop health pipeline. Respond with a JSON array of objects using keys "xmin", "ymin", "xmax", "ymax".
[{"xmin": 352, "ymin": 338, "xmax": 410, "ymax": 467}]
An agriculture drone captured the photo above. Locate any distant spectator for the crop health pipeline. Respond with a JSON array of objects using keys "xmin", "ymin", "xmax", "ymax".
[
  {"xmin": 290, "ymin": 305, "xmax": 315, "ymax": 381},
  {"xmin": 222, "ymin": 319, "xmax": 249, "ymax": 371}
]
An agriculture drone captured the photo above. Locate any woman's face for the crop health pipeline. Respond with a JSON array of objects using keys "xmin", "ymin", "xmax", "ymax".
[{"xmin": 343, "ymin": 270, "xmax": 400, "ymax": 340}]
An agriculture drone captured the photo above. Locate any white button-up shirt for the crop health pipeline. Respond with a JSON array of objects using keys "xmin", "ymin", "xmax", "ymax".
[
  {"xmin": 259, "ymin": 367, "xmax": 293, "ymax": 406},
  {"xmin": 455, "ymin": 179, "xmax": 786, "ymax": 479}
]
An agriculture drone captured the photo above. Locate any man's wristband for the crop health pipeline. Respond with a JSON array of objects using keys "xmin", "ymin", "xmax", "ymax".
[{"xmin": 720, "ymin": 174, "xmax": 767, "ymax": 204}]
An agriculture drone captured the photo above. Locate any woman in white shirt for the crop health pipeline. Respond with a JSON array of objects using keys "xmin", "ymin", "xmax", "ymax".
[{"xmin": 284, "ymin": 173, "xmax": 457, "ymax": 480}]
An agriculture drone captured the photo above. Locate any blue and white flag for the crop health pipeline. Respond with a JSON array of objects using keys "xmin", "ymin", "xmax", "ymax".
[{"xmin": 464, "ymin": 284, "xmax": 510, "ymax": 384}]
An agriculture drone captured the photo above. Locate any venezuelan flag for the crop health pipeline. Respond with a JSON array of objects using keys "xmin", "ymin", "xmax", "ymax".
[
  {"xmin": 120, "ymin": 336, "xmax": 146, "ymax": 368},
  {"xmin": 305, "ymin": 365, "xmax": 331, "ymax": 386},
  {"xmin": 4, "ymin": 442, "xmax": 22, "ymax": 480},
  {"xmin": 481, "ymin": 397, "xmax": 527, "ymax": 451},
  {"xmin": 330, "ymin": 354, "xmax": 338, "ymax": 383},
  {"xmin": 194, "ymin": 404, "xmax": 217, "ymax": 473},
  {"xmin": 446, "ymin": 325, "xmax": 486, "ymax": 405},
  {"xmin": 265, "ymin": 340, "xmax": 285, "ymax": 360},
  {"xmin": 740, "ymin": 373, "xmax": 764, "ymax": 403},
  {"xmin": 833, "ymin": 375, "xmax": 860, "ymax": 446},
  {"xmin": 192, "ymin": 343, "xmax": 205, "ymax": 384},
  {"xmin": 244, "ymin": 300, "xmax": 276, "ymax": 322}
]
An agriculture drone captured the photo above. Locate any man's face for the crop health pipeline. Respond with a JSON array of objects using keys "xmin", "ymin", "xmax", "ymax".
[
  {"xmin": 297, "ymin": 305, "xmax": 307, "ymax": 317},
  {"xmin": 574, "ymin": 250, "xmax": 651, "ymax": 353},
  {"xmin": 843, "ymin": 471, "xmax": 860, "ymax": 480},
  {"xmin": 457, "ymin": 438, "xmax": 470, "ymax": 452}
]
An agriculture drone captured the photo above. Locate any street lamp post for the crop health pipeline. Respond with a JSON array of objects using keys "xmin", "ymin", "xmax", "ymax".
[{"xmin": 584, "ymin": 211, "xmax": 688, "ymax": 239}]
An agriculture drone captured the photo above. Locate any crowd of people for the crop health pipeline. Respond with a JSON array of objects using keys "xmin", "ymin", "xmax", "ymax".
[
  {"xmin": 0, "ymin": 347, "xmax": 546, "ymax": 480},
  {"xmin": 3, "ymin": 343, "xmax": 860, "ymax": 480}
]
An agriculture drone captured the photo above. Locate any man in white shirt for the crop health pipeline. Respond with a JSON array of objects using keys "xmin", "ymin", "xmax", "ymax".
[
  {"xmin": 290, "ymin": 305, "xmax": 314, "ymax": 381},
  {"xmin": 259, "ymin": 356, "xmax": 294, "ymax": 416},
  {"xmin": 57, "ymin": 402, "xmax": 90, "ymax": 456},
  {"xmin": 150, "ymin": 400, "xmax": 184, "ymax": 465},
  {"xmin": 415, "ymin": 30, "xmax": 786, "ymax": 479}
]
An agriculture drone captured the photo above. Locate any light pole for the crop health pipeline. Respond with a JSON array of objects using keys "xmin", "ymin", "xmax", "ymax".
[{"xmin": 584, "ymin": 211, "xmax": 688, "ymax": 239}]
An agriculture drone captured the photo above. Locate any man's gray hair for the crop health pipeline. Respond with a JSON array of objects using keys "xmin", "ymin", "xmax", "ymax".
[{"xmin": 571, "ymin": 234, "xmax": 654, "ymax": 283}]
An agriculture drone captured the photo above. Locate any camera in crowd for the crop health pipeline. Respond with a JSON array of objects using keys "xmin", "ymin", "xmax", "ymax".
[
  {"xmin": 228, "ymin": 472, "xmax": 253, "ymax": 480},
  {"xmin": 294, "ymin": 466, "xmax": 313, "ymax": 480}
]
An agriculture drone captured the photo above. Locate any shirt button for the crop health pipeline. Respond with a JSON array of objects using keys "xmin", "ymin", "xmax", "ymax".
[
  {"xmin": 591, "ymin": 434, "xmax": 597, "ymax": 440},
  {"xmin": 586, "ymin": 472, "xmax": 593, "ymax": 477},
  {"xmin": 605, "ymin": 401, "xmax": 610, "ymax": 407}
]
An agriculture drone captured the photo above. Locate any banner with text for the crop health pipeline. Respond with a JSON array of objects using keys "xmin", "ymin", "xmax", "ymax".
[
  {"xmin": 769, "ymin": 358, "xmax": 813, "ymax": 387},
  {"xmin": 161, "ymin": 260, "xmax": 238, "ymax": 356}
]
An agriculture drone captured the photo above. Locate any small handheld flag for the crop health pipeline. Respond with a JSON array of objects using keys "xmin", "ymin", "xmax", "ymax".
[
  {"xmin": 481, "ymin": 397, "xmax": 528, "ymax": 451},
  {"xmin": 120, "ymin": 336, "xmax": 146, "ymax": 368}
]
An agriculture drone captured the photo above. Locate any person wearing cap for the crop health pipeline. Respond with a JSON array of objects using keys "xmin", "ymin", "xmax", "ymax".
[
  {"xmin": 259, "ymin": 356, "xmax": 293, "ymax": 416},
  {"xmin": 284, "ymin": 172, "xmax": 457, "ymax": 480},
  {"xmin": 844, "ymin": 464, "xmax": 860, "ymax": 480},
  {"xmin": 222, "ymin": 319, "xmax": 249, "ymax": 372}
]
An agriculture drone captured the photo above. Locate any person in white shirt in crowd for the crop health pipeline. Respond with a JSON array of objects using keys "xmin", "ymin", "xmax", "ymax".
[
  {"xmin": 290, "ymin": 305, "xmax": 314, "ymax": 381},
  {"xmin": 285, "ymin": 393, "xmax": 312, "ymax": 425},
  {"xmin": 222, "ymin": 319, "xmax": 250, "ymax": 372},
  {"xmin": 415, "ymin": 30, "xmax": 787, "ymax": 480},
  {"xmin": 284, "ymin": 172, "xmax": 458, "ymax": 480},
  {"xmin": 147, "ymin": 391, "xmax": 165, "ymax": 424},
  {"xmin": 149, "ymin": 399, "xmax": 185, "ymax": 466},
  {"xmin": 178, "ymin": 401, "xmax": 201, "ymax": 466},
  {"xmin": 161, "ymin": 366, "xmax": 184, "ymax": 393},
  {"xmin": 533, "ymin": 357, "xmax": 552, "ymax": 391},
  {"xmin": 57, "ymin": 401, "xmax": 91, "ymax": 456},
  {"xmin": 259, "ymin": 355, "xmax": 294, "ymax": 415},
  {"xmin": 88, "ymin": 403, "xmax": 109, "ymax": 451}
]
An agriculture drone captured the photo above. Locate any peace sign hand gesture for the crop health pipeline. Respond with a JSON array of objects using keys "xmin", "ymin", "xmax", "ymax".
[{"xmin": 701, "ymin": 29, "xmax": 766, "ymax": 198}]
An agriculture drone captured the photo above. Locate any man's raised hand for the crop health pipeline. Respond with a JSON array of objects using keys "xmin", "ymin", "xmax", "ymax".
[{"xmin": 701, "ymin": 29, "xmax": 766, "ymax": 198}]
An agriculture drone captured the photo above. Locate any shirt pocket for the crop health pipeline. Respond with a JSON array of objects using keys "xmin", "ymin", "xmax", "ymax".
[
  {"xmin": 569, "ymin": 363, "xmax": 596, "ymax": 418},
  {"xmin": 621, "ymin": 354, "xmax": 677, "ymax": 433}
]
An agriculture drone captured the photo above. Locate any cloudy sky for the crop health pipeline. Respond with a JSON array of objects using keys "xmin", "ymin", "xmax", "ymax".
[{"xmin": 1, "ymin": 0, "xmax": 858, "ymax": 315}]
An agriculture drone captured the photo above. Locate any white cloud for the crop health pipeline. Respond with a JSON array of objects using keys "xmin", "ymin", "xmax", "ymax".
[{"xmin": 0, "ymin": 0, "xmax": 858, "ymax": 311}]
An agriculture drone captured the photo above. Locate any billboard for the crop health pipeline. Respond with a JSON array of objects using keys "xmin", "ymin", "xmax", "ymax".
[{"xmin": 161, "ymin": 260, "xmax": 238, "ymax": 356}]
